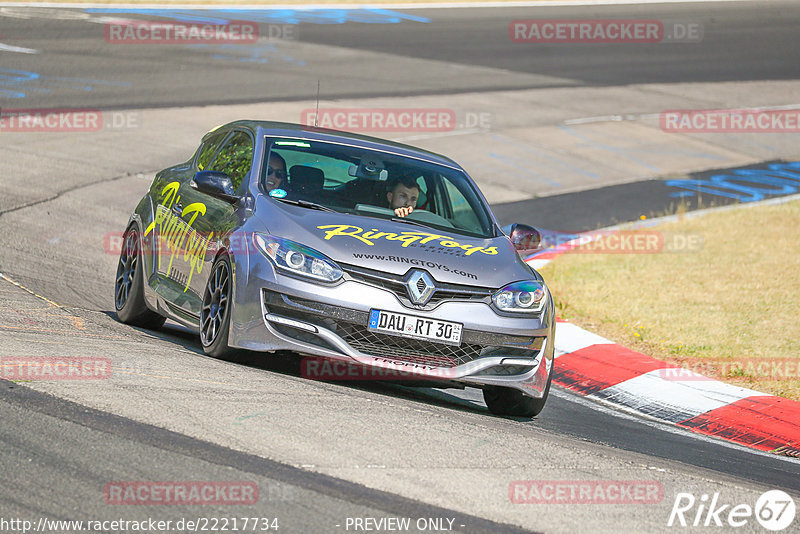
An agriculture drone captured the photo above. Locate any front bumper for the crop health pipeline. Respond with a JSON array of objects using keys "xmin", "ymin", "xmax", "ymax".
[{"xmin": 229, "ymin": 254, "xmax": 554, "ymax": 399}]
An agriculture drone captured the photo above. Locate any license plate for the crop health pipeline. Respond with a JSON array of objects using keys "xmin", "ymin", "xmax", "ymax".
[{"xmin": 368, "ymin": 309, "xmax": 463, "ymax": 346}]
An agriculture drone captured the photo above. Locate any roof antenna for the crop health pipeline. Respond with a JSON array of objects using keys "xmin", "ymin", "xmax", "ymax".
[{"xmin": 314, "ymin": 80, "xmax": 320, "ymax": 127}]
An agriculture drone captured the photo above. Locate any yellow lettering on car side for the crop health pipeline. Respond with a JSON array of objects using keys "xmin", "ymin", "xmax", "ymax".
[{"xmin": 145, "ymin": 181, "xmax": 212, "ymax": 292}]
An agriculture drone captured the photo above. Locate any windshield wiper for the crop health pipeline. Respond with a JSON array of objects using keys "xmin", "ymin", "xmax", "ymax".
[
  {"xmin": 390, "ymin": 217, "xmax": 429, "ymax": 228},
  {"xmin": 276, "ymin": 198, "xmax": 337, "ymax": 212}
]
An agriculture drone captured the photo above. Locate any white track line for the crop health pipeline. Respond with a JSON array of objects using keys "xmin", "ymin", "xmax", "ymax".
[
  {"xmin": 0, "ymin": 42, "xmax": 38, "ymax": 53},
  {"xmin": 552, "ymin": 387, "xmax": 800, "ymax": 464},
  {"xmin": 565, "ymin": 104, "xmax": 800, "ymax": 126}
]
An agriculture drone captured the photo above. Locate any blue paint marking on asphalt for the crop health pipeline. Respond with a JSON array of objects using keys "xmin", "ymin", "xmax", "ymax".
[
  {"xmin": 633, "ymin": 145, "xmax": 728, "ymax": 162},
  {"xmin": 191, "ymin": 43, "xmax": 307, "ymax": 66},
  {"xmin": 5, "ymin": 7, "xmax": 425, "ymax": 98},
  {"xmin": 488, "ymin": 152, "xmax": 561, "ymax": 188},
  {"xmin": 0, "ymin": 69, "xmax": 40, "ymax": 98},
  {"xmin": 666, "ymin": 162, "xmax": 800, "ymax": 202},
  {"xmin": 0, "ymin": 68, "xmax": 130, "ymax": 99},
  {"xmin": 558, "ymin": 125, "xmax": 661, "ymax": 172},
  {"xmin": 84, "ymin": 8, "xmax": 431, "ymax": 25},
  {"xmin": 578, "ymin": 127, "xmax": 728, "ymax": 163},
  {"xmin": 490, "ymin": 132, "xmax": 599, "ymax": 180}
]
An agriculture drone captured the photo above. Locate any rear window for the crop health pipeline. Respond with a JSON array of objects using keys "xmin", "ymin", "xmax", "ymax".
[{"xmin": 195, "ymin": 130, "xmax": 227, "ymax": 171}]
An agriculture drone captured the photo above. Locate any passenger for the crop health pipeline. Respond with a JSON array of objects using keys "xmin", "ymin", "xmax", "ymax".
[
  {"xmin": 264, "ymin": 153, "xmax": 287, "ymax": 192},
  {"xmin": 386, "ymin": 175, "xmax": 419, "ymax": 218}
]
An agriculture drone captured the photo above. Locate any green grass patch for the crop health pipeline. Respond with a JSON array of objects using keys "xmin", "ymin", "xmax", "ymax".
[{"xmin": 541, "ymin": 199, "xmax": 800, "ymax": 400}]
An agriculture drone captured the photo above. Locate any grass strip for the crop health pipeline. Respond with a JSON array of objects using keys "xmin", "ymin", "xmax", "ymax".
[{"xmin": 541, "ymin": 199, "xmax": 800, "ymax": 401}]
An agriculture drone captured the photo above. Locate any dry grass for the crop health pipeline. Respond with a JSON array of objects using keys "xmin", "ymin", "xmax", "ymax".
[{"xmin": 541, "ymin": 199, "xmax": 800, "ymax": 400}]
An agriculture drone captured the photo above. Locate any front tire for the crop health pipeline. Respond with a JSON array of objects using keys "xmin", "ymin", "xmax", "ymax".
[
  {"xmin": 200, "ymin": 253, "xmax": 236, "ymax": 359},
  {"xmin": 114, "ymin": 225, "xmax": 166, "ymax": 329},
  {"xmin": 483, "ymin": 371, "xmax": 552, "ymax": 418}
]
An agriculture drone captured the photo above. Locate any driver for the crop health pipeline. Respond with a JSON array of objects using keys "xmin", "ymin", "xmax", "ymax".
[
  {"xmin": 386, "ymin": 176, "xmax": 419, "ymax": 218},
  {"xmin": 264, "ymin": 152, "xmax": 287, "ymax": 192}
]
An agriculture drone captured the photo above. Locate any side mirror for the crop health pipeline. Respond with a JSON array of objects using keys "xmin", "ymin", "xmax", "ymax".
[
  {"xmin": 509, "ymin": 223, "xmax": 542, "ymax": 254},
  {"xmin": 192, "ymin": 171, "xmax": 238, "ymax": 203}
]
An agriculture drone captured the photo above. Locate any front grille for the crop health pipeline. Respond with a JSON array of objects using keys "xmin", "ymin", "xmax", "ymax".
[
  {"xmin": 263, "ymin": 290, "xmax": 541, "ymax": 368},
  {"xmin": 340, "ymin": 263, "xmax": 492, "ymax": 308},
  {"xmin": 336, "ymin": 322, "xmax": 481, "ymax": 367}
]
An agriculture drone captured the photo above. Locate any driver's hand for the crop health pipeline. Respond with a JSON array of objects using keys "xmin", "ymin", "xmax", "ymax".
[{"xmin": 394, "ymin": 206, "xmax": 414, "ymax": 218}]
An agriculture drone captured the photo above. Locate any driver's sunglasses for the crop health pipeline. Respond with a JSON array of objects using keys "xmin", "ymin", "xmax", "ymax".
[{"xmin": 267, "ymin": 166, "xmax": 287, "ymax": 181}]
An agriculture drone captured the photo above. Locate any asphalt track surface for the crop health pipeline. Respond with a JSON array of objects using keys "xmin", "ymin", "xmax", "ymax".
[
  {"xmin": 2, "ymin": 2, "xmax": 800, "ymax": 533},
  {"xmin": 0, "ymin": 2, "xmax": 797, "ymax": 108},
  {"xmin": 0, "ymin": 381, "xmax": 534, "ymax": 534},
  {"xmin": 492, "ymin": 160, "xmax": 794, "ymax": 231}
]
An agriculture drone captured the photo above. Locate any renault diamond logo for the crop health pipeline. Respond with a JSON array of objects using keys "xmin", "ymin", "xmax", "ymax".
[{"xmin": 405, "ymin": 270, "xmax": 436, "ymax": 305}]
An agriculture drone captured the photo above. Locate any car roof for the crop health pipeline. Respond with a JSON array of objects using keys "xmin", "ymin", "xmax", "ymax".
[{"xmin": 212, "ymin": 120, "xmax": 464, "ymax": 171}]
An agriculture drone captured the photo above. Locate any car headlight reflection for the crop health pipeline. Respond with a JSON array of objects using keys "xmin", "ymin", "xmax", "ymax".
[
  {"xmin": 493, "ymin": 281, "xmax": 547, "ymax": 313},
  {"xmin": 253, "ymin": 234, "xmax": 343, "ymax": 283}
]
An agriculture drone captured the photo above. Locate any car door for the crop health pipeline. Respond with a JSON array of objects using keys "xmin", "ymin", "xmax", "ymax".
[
  {"xmin": 171, "ymin": 129, "xmax": 255, "ymax": 316},
  {"xmin": 146, "ymin": 129, "xmax": 229, "ymax": 315}
]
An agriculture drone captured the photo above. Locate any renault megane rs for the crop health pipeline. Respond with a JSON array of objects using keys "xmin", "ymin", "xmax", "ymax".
[{"xmin": 114, "ymin": 121, "xmax": 554, "ymax": 416}]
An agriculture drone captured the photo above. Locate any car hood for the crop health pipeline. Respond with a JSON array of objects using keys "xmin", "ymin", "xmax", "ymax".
[{"xmin": 253, "ymin": 198, "xmax": 539, "ymax": 288}]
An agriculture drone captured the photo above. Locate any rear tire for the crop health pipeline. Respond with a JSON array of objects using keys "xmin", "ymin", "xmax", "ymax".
[
  {"xmin": 483, "ymin": 371, "xmax": 552, "ymax": 418},
  {"xmin": 200, "ymin": 253, "xmax": 236, "ymax": 359},
  {"xmin": 114, "ymin": 225, "xmax": 166, "ymax": 329}
]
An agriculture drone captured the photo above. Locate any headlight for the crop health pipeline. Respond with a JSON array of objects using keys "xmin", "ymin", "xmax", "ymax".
[
  {"xmin": 493, "ymin": 281, "xmax": 547, "ymax": 313},
  {"xmin": 253, "ymin": 234, "xmax": 343, "ymax": 283}
]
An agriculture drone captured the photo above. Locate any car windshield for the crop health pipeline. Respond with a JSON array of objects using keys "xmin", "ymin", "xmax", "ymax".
[{"xmin": 261, "ymin": 137, "xmax": 496, "ymax": 239}]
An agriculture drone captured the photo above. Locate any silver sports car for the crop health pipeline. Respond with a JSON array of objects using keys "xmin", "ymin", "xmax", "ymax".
[{"xmin": 114, "ymin": 121, "xmax": 555, "ymax": 416}]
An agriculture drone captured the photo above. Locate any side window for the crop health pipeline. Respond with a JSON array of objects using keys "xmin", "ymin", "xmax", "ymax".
[
  {"xmin": 195, "ymin": 131, "xmax": 227, "ymax": 171},
  {"xmin": 208, "ymin": 131, "xmax": 254, "ymax": 190}
]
